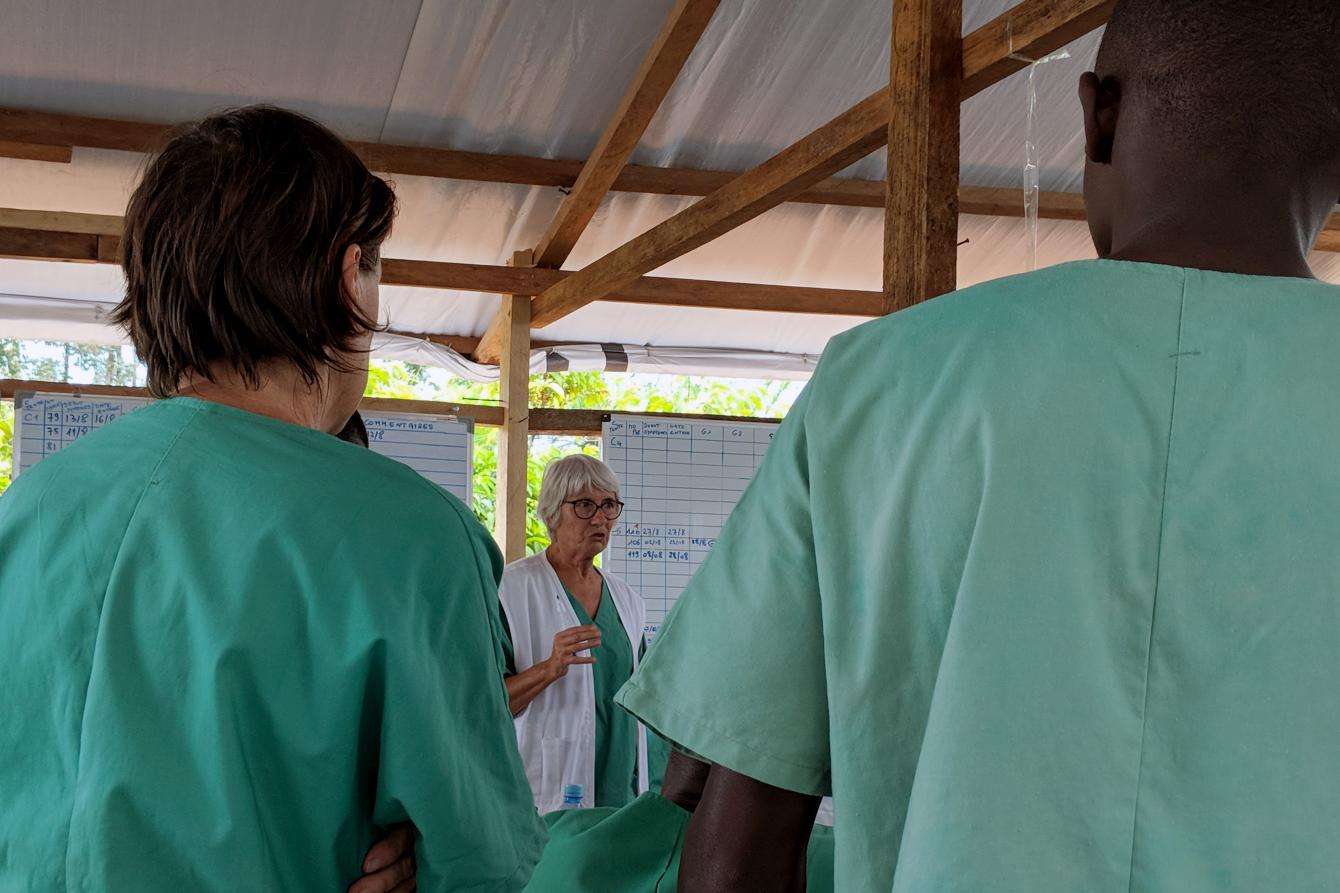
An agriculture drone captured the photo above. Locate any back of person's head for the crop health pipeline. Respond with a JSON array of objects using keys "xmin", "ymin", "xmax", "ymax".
[
  {"xmin": 113, "ymin": 105, "xmax": 397, "ymax": 398},
  {"xmin": 1082, "ymin": 1, "xmax": 1339, "ymax": 264},
  {"xmin": 1094, "ymin": 0, "xmax": 1339, "ymax": 170},
  {"xmin": 335, "ymin": 411, "xmax": 370, "ymax": 448}
]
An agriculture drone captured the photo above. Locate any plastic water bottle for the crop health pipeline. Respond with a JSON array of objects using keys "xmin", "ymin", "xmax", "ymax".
[{"xmin": 562, "ymin": 784, "xmax": 584, "ymax": 808}]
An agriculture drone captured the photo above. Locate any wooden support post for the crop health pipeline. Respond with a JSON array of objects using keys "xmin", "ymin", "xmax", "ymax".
[
  {"xmin": 884, "ymin": 0, "xmax": 962, "ymax": 313},
  {"xmin": 495, "ymin": 249, "xmax": 534, "ymax": 562}
]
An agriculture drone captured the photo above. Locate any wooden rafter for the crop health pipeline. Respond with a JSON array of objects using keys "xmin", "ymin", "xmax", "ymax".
[
  {"xmin": 475, "ymin": 0, "xmax": 722, "ymax": 364},
  {"xmin": 527, "ymin": 89, "xmax": 891, "ymax": 329},
  {"xmin": 0, "ymin": 212, "xmax": 887, "ymax": 317},
  {"xmin": 0, "ymin": 105, "xmax": 894, "ymax": 210},
  {"xmin": 0, "ymin": 140, "xmax": 72, "ymax": 163},
  {"xmin": 884, "ymin": 0, "xmax": 962, "ymax": 313},
  {"xmin": 5, "ymin": 204, "xmax": 1339, "ymax": 331},
  {"xmin": 960, "ymin": 0, "xmax": 1118, "ymax": 97},
  {"xmin": 534, "ymin": 0, "xmax": 721, "ymax": 268},
  {"xmin": 0, "ymin": 207, "xmax": 122, "ymax": 235},
  {"xmin": 0, "ymin": 118, "xmax": 1137, "ymax": 219},
  {"xmin": 525, "ymin": 0, "xmax": 1119, "ymax": 330}
]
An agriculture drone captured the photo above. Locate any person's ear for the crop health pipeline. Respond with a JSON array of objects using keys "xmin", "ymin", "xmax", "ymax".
[
  {"xmin": 341, "ymin": 244, "xmax": 363, "ymax": 303},
  {"xmin": 1079, "ymin": 72, "xmax": 1121, "ymax": 165}
]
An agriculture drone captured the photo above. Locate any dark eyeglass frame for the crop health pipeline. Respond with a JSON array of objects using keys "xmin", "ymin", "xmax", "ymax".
[{"xmin": 564, "ymin": 498, "xmax": 625, "ymax": 520}]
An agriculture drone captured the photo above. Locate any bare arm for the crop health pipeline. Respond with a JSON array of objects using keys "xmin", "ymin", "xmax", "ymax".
[
  {"xmin": 680, "ymin": 763, "xmax": 821, "ymax": 892},
  {"xmin": 505, "ymin": 624, "xmax": 600, "ymax": 717}
]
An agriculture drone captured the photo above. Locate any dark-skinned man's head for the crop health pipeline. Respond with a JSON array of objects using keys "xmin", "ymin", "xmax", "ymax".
[{"xmin": 1080, "ymin": 0, "xmax": 1339, "ymax": 263}]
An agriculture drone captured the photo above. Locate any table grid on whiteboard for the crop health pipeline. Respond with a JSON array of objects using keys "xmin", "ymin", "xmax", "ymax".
[
  {"xmin": 14, "ymin": 395, "xmax": 473, "ymax": 502},
  {"xmin": 16, "ymin": 395, "xmax": 151, "ymax": 475},
  {"xmin": 602, "ymin": 415, "xmax": 777, "ymax": 639}
]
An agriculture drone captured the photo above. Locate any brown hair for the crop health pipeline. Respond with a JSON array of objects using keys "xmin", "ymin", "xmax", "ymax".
[{"xmin": 113, "ymin": 105, "xmax": 397, "ymax": 397}]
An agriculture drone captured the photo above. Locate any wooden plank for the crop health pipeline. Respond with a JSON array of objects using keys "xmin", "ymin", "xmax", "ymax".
[
  {"xmin": 360, "ymin": 395, "xmax": 503, "ymax": 426},
  {"xmin": 386, "ymin": 258, "xmax": 884, "ymax": 316},
  {"xmin": 0, "ymin": 107, "xmax": 168, "ymax": 152},
  {"xmin": 530, "ymin": 88, "xmax": 892, "ymax": 328},
  {"xmin": 495, "ymin": 250, "xmax": 534, "ymax": 562},
  {"xmin": 884, "ymin": 0, "xmax": 962, "ymax": 313},
  {"xmin": 0, "ymin": 105, "xmax": 899, "ymax": 209},
  {"xmin": 0, "ymin": 223, "xmax": 887, "ymax": 319},
  {"xmin": 0, "ymin": 377, "xmax": 506, "ymax": 425},
  {"xmin": 528, "ymin": 0, "xmax": 1116, "ymax": 328},
  {"xmin": 0, "ymin": 140, "xmax": 72, "ymax": 163},
  {"xmin": 0, "ymin": 379, "xmax": 149, "ymax": 401},
  {"xmin": 0, "ymin": 227, "xmax": 98, "ymax": 262},
  {"xmin": 958, "ymin": 185, "xmax": 1086, "ymax": 219},
  {"xmin": 960, "ymin": 0, "xmax": 1118, "ymax": 99},
  {"xmin": 533, "ymin": 0, "xmax": 721, "ymax": 268},
  {"xmin": 0, "ymin": 207, "xmax": 123, "ymax": 236},
  {"xmin": 97, "ymin": 235, "xmax": 120, "ymax": 264}
]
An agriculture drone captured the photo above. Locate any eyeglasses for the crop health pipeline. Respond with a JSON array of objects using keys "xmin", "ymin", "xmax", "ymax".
[{"xmin": 564, "ymin": 498, "xmax": 625, "ymax": 520}]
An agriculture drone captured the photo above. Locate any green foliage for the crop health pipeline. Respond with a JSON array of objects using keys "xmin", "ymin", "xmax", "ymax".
[
  {"xmin": 0, "ymin": 401, "xmax": 12, "ymax": 493},
  {"xmin": 362, "ymin": 360, "xmax": 799, "ymax": 555},
  {"xmin": 0, "ymin": 347, "xmax": 802, "ymax": 513},
  {"xmin": 0, "ymin": 339, "xmax": 146, "ymax": 496},
  {"xmin": 1, "ymin": 339, "xmax": 20, "ymax": 378}
]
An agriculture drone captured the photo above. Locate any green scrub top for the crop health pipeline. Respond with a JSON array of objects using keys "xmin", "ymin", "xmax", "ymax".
[
  {"xmin": 525, "ymin": 791, "xmax": 836, "ymax": 892},
  {"xmin": 563, "ymin": 580, "xmax": 638, "ymax": 809},
  {"xmin": 618, "ymin": 260, "xmax": 1340, "ymax": 891},
  {"xmin": 0, "ymin": 397, "xmax": 545, "ymax": 891}
]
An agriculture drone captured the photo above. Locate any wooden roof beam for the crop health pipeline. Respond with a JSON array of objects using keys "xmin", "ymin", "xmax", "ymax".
[
  {"xmin": 533, "ymin": 0, "xmax": 721, "ymax": 268},
  {"xmin": 479, "ymin": 0, "xmax": 721, "ymax": 363},
  {"xmin": 0, "ymin": 105, "xmax": 884, "ymax": 208},
  {"xmin": 526, "ymin": 0, "xmax": 1119, "ymax": 329},
  {"xmin": 0, "ymin": 212, "xmax": 887, "ymax": 316}
]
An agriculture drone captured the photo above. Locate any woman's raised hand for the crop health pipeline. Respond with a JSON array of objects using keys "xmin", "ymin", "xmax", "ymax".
[{"xmin": 546, "ymin": 625, "xmax": 600, "ymax": 680}]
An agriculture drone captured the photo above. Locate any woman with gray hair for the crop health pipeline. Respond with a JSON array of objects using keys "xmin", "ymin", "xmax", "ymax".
[{"xmin": 498, "ymin": 454, "xmax": 649, "ymax": 814}]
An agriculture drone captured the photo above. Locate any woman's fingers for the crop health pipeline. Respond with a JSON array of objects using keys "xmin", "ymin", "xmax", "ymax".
[
  {"xmin": 348, "ymin": 854, "xmax": 415, "ymax": 893},
  {"xmin": 557, "ymin": 629, "xmax": 601, "ymax": 648},
  {"xmin": 571, "ymin": 656, "xmax": 596, "ymax": 665},
  {"xmin": 563, "ymin": 637, "xmax": 600, "ymax": 656},
  {"xmin": 360, "ymin": 823, "xmax": 414, "ymax": 873}
]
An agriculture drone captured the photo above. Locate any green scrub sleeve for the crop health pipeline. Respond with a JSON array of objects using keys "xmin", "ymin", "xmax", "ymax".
[
  {"xmin": 373, "ymin": 499, "xmax": 545, "ymax": 889},
  {"xmin": 498, "ymin": 599, "xmax": 518, "ymax": 676},
  {"xmin": 616, "ymin": 380, "xmax": 831, "ymax": 796}
]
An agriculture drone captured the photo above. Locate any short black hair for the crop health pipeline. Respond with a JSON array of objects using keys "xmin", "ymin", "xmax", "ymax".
[
  {"xmin": 1096, "ymin": 0, "xmax": 1340, "ymax": 168},
  {"xmin": 114, "ymin": 105, "xmax": 397, "ymax": 397},
  {"xmin": 335, "ymin": 411, "xmax": 369, "ymax": 448}
]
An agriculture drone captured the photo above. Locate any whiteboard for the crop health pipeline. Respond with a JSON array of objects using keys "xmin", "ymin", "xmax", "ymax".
[
  {"xmin": 601, "ymin": 413, "xmax": 779, "ymax": 640},
  {"xmin": 14, "ymin": 393, "xmax": 152, "ymax": 476},
  {"xmin": 362, "ymin": 410, "xmax": 473, "ymax": 503},
  {"xmin": 13, "ymin": 393, "xmax": 474, "ymax": 502}
]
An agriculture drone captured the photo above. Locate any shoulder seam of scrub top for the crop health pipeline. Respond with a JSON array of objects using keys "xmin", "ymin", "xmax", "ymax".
[
  {"xmin": 59, "ymin": 396, "xmax": 207, "ymax": 881},
  {"xmin": 1123, "ymin": 268, "xmax": 1189, "ymax": 893}
]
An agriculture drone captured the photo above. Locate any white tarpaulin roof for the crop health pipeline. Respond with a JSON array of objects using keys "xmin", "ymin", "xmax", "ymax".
[{"xmin": 2, "ymin": 0, "xmax": 1338, "ymax": 375}]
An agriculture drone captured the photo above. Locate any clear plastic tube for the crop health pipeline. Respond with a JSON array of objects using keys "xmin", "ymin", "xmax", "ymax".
[
  {"xmin": 1007, "ymin": 18, "xmax": 1070, "ymax": 271},
  {"xmin": 1022, "ymin": 50, "xmax": 1070, "ymax": 270}
]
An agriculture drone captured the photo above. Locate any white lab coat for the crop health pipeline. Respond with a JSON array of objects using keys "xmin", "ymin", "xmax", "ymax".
[{"xmin": 499, "ymin": 552, "xmax": 649, "ymax": 813}]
